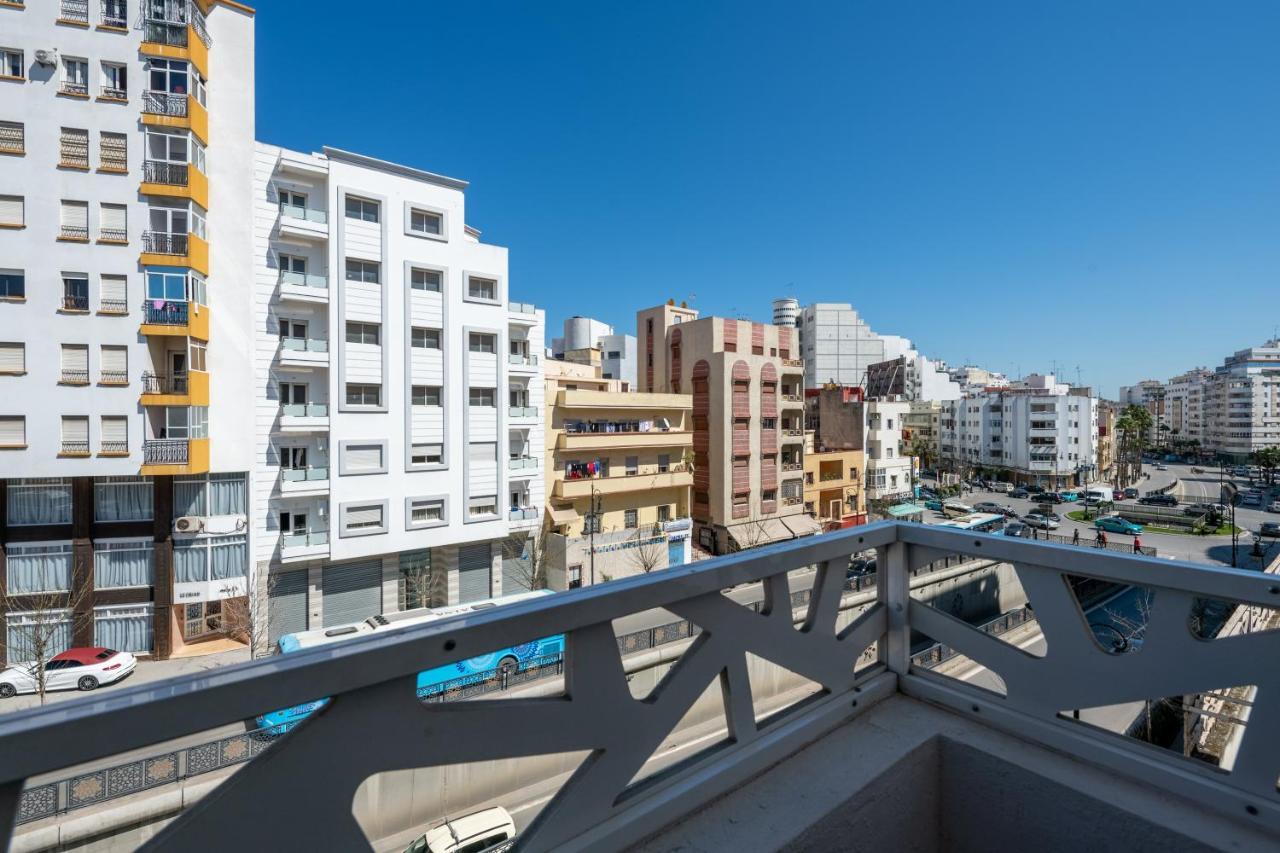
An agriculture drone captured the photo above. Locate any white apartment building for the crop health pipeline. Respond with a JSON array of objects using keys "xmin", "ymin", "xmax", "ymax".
[
  {"xmin": 1202, "ymin": 340, "xmax": 1280, "ymax": 463},
  {"xmin": 864, "ymin": 351, "xmax": 963, "ymax": 402},
  {"xmin": 865, "ymin": 400, "xmax": 913, "ymax": 501},
  {"xmin": 944, "ymin": 364, "xmax": 1009, "ymax": 394},
  {"xmin": 0, "ymin": 0, "xmax": 256, "ymax": 662},
  {"xmin": 252, "ymin": 144, "xmax": 545, "ymax": 647},
  {"xmin": 1164, "ymin": 368, "xmax": 1211, "ymax": 446},
  {"xmin": 941, "ymin": 375, "xmax": 1098, "ymax": 489},
  {"xmin": 793, "ymin": 302, "xmax": 913, "ymax": 389},
  {"xmin": 550, "ymin": 316, "xmax": 636, "ymax": 387}
]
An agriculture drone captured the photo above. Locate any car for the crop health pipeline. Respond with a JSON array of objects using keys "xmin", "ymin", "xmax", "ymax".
[
  {"xmin": 1124, "ymin": 487, "xmax": 1140, "ymax": 499},
  {"xmin": 847, "ymin": 557, "xmax": 877, "ymax": 577},
  {"xmin": 405, "ymin": 806, "xmax": 516, "ymax": 853},
  {"xmin": 1241, "ymin": 493, "xmax": 1262, "ymax": 507},
  {"xmin": 1023, "ymin": 513, "xmax": 1060, "ymax": 530},
  {"xmin": 0, "ymin": 647, "xmax": 136, "ymax": 698},
  {"xmin": 1191, "ymin": 467, "xmax": 1205, "ymax": 474},
  {"xmin": 1033, "ymin": 507, "xmax": 1061, "ymax": 521},
  {"xmin": 973, "ymin": 501, "xmax": 1015, "ymax": 516},
  {"xmin": 1155, "ymin": 464, "xmax": 1169, "ymax": 471},
  {"xmin": 1059, "ymin": 491, "xmax": 1080, "ymax": 503},
  {"xmin": 924, "ymin": 498, "xmax": 943, "ymax": 512},
  {"xmin": 1260, "ymin": 522, "xmax": 1280, "ymax": 538},
  {"xmin": 1095, "ymin": 515, "xmax": 1143, "ymax": 535},
  {"xmin": 1010, "ymin": 487, "xmax": 1030, "ymax": 499},
  {"xmin": 1030, "ymin": 492, "xmax": 1061, "ymax": 504},
  {"xmin": 1112, "ymin": 490, "xmax": 1127, "ymax": 501},
  {"xmin": 1138, "ymin": 494, "xmax": 1178, "ymax": 507},
  {"xmin": 1003, "ymin": 521, "xmax": 1032, "ymax": 538},
  {"xmin": 1269, "ymin": 501, "xmax": 1280, "ymax": 513}
]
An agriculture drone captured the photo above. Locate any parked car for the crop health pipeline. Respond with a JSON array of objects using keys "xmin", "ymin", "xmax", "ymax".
[
  {"xmin": 1033, "ymin": 506, "xmax": 1062, "ymax": 521},
  {"xmin": 1124, "ymin": 487, "xmax": 1140, "ymax": 499},
  {"xmin": 1155, "ymin": 464, "xmax": 1169, "ymax": 471},
  {"xmin": 0, "ymin": 647, "xmax": 136, "ymax": 698},
  {"xmin": 1003, "ymin": 521, "xmax": 1032, "ymax": 538},
  {"xmin": 1030, "ymin": 492, "xmax": 1061, "ymax": 504},
  {"xmin": 1241, "ymin": 493, "xmax": 1262, "ymax": 507},
  {"xmin": 1095, "ymin": 515, "xmax": 1143, "ymax": 535},
  {"xmin": 1059, "ymin": 490, "xmax": 1081, "ymax": 503},
  {"xmin": 973, "ymin": 501, "xmax": 1016, "ymax": 517},
  {"xmin": 404, "ymin": 806, "xmax": 516, "ymax": 853},
  {"xmin": 1112, "ymin": 489, "xmax": 1127, "ymax": 501},
  {"xmin": 1260, "ymin": 522, "xmax": 1280, "ymax": 538},
  {"xmin": 1010, "ymin": 487, "xmax": 1030, "ymax": 499},
  {"xmin": 990, "ymin": 482, "xmax": 1013, "ymax": 494},
  {"xmin": 847, "ymin": 557, "xmax": 877, "ymax": 577},
  {"xmin": 1191, "ymin": 467, "xmax": 1205, "ymax": 474},
  {"xmin": 924, "ymin": 498, "xmax": 943, "ymax": 512},
  {"xmin": 1138, "ymin": 494, "xmax": 1178, "ymax": 507},
  {"xmin": 1269, "ymin": 501, "xmax": 1280, "ymax": 513},
  {"xmin": 1023, "ymin": 513, "xmax": 1060, "ymax": 530}
]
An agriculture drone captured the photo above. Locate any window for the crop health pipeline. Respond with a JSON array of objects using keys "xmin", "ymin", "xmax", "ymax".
[
  {"xmin": 278, "ymin": 253, "xmax": 307, "ymax": 279},
  {"xmin": 5, "ymin": 544, "xmax": 72, "ymax": 594},
  {"xmin": 625, "ymin": 456, "xmax": 638, "ymax": 475},
  {"xmin": 411, "ymin": 443, "xmax": 443, "ymax": 465},
  {"xmin": 173, "ymin": 535, "xmax": 247, "ymax": 583},
  {"xmin": 409, "ymin": 498, "xmax": 444, "ymax": 525},
  {"xmin": 658, "ymin": 454, "xmax": 670, "ymax": 473},
  {"xmin": 100, "ymin": 132, "xmax": 127, "ymax": 172},
  {"xmin": 101, "ymin": 0, "xmax": 127, "ymax": 27},
  {"xmin": 343, "ymin": 503, "xmax": 385, "ymax": 532},
  {"xmin": 345, "ymin": 383, "xmax": 381, "ymax": 406},
  {"xmin": 147, "ymin": 58, "xmax": 189, "ymax": 95},
  {"xmin": 0, "ymin": 121, "xmax": 22, "ymax": 154},
  {"xmin": 658, "ymin": 505, "xmax": 671, "ymax": 522},
  {"xmin": 280, "ymin": 446, "xmax": 308, "ymax": 470},
  {"xmin": 61, "ymin": 57, "xmax": 89, "ymax": 95},
  {"xmin": 94, "ymin": 476, "xmax": 152, "ymax": 521},
  {"xmin": 466, "ymin": 276, "xmax": 497, "ymax": 301},
  {"xmin": 60, "ymin": 200, "xmax": 89, "ymax": 240},
  {"xmin": 61, "ymin": 416, "xmax": 89, "ymax": 454},
  {"xmin": 0, "ymin": 343, "xmax": 24, "ymax": 374},
  {"xmin": 411, "ymin": 327, "xmax": 440, "ymax": 349},
  {"xmin": 762, "ymin": 489, "xmax": 777, "ymax": 503},
  {"xmin": 0, "ymin": 196, "xmax": 24, "ymax": 227},
  {"xmin": 412, "ymin": 386, "xmax": 441, "ymax": 406},
  {"xmin": 410, "ymin": 267, "xmax": 442, "ymax": 292},
  {"xmin": 344, "ymin": 443, "xmax": 385, "ymax": 474},
  {"xmin": 345, "ymin": 259, "xmax": 380, "ymax": 284},
  {"xmin": 100, "ymin": 274, "xmax": 127, "ymax": 313},
  {"xmin": 568, "ymin": 565, "xmax": 583, "ymax": 589},
  {"xmin": 0, "ymin": 415, "xmax": 25, "ymax": 448},
  {"xmin": 60, "ymin": 344, "xmax": 89, "ymax": 384},
  {"xmin": 624, "ymin": 509, "xmax": 638, "ymax": 529},
  {"xmin": 278, "ymin": 189, "xmax": 306, "ymax": 210},
  {"xmin": 409, "ymin": 207, "xmax": 443, "ymax": 236},
  {"xmin": 100, "ymin": 204, "xmax": 128, "ymax": 242},
  {"xmin": 468, "ymin": 333, "xmax": 495, "ymax": 354},
  {"xmin": 0, "ymin": 50, "xmax": 22, "ymax": 80},
  {"xmin": 344, "ymin": 196, "xmax": 379, "ymax": 222},
  {"xmin": 146, "ymin": 269, "xmax": 187, "ymax": 300},
  {"xmin": 468, "ymin": 496, "xmax": 497, "ymax": 518},
  {"xmin": 468, "ymin": 388, "xmax": 495, "ymax": 407},
  {"xmin": 101, "ymin": 62, "xmax": 128, "ymax": 99},
  {"xmin": 100, "ymin": 416, "xmax": 128, "ymax": 454},
  {"xmin": 99, "ymin": 345, "xmax": 128, "ymax": 384},
  {"xmin": 59, "ymin": 128, "xmax": 89, "ymax": 169},
  {"xmin": 345, "ymin": 321, "xmax": 380, "ymax": 345},
  {"xmin": 63, "ymin": 274, "xmax": 89, "ymax": 310},
  {"xmin": 279, "ymin": 511, "xmax": 308, "ymax": 534},
  {"xmin": 762, "ymin": 417, "xmax": 777, "ymax": 430}
]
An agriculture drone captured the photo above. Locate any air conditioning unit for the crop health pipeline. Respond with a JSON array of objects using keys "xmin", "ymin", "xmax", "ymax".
[
  {"xmin": 175, "ymin": 516, "xmax": 205, "ymax": 533},
  {"xmin": 34, "ymin": 49, "xmax": 57, "ymax": 66}
]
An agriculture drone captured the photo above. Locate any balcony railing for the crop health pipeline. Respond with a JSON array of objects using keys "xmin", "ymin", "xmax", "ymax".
[
  {"xmin": 281, "ymin": 467, "xmax": 329, "ymax": 482},
  {"xmin": 59, "ymin": 440, "xmax": 89, "ymax": 455},
  {"xmin": 508, "ymin": 405, "xmax": 537, "ymax": 418},
  {"xmin": 508, "ymin": 457, "xmax": 538, "ymax": 470},
  {"xmin": 59, "ymin": 226, "xmax": 89, "ymax": 242},
  {"xmin": 61, "ymin": 294, "xmax": 89, "ymax": 311},
  {"xmin": 99, "ymin": 440, "xmax": 128, "ymax": 455},
  {"xmin": 100, "ymin": 0, "xmax": 126, "ymax": 27},
  {"xmin": 508, "ymin": 507, "xmax": 538, "ymax": 521},
  {"xmin": 280, "ymin": 338, "xmax": 329, "ymax": 354},
  {"xmin": 281, "ymin": 403, "xmax": 328, "ymax": 418},
  {"xmin": 144, "ymin": 161, "xmax": 189, "ymax": 187},
  {"xmin": 143, "ymin": 21, "xmax": 188, "ymax": 47},
  {"xmin": 99, "ymin": 369, "xmax": 128, "ymax": 385},
  {"xmin": 278, "ymin": 203, "xmax": 328, "ymax": 224},
  {"xmin": 142, "ymin": 91, "xmax": 188, "ymax": 118},
  {"xmin": 508, "ymin": 353, "xmax": 539, "ymax": 367},
  {"xmin": 99, "ymin": 85, "xmax": 127, "ymax": 100},
  {"xmin": 142, "ymin": 301, "xmax": 189, "ymax": 326},
  {"xmin": 59, "ymin": 369, "xmax": 88, "ymax": 385},
  {"xmin": 143, "ymin": 439, "xmax": 188, "ymax": 465},
  {"xmin": 141, "ymin": 372, "xmax": 188, "ymax": 395},
  {"xmin": 142, "ymin": 231, "xmax": 188, "ymax": 255},
  {"xmin": 279, "ymin": 271, "xmax": 328, "ymax": 289},
  {"xmin": 0, "ymin": 524, "xmax": 1276, "ymax": 849},
  {"xmin": 58, "ymin": 0, "xmax": 88, "ymax": 23},
  {"xmin": 281, "ymin": 530, "xmax": 329, "ymax": 549},
  {"xmin": 99, "ymin": 228, "xmax": 127, "ymax": 243},
  {"xmin": 509, "ymin": 301, "xmax": 536, "ymax": 314}
]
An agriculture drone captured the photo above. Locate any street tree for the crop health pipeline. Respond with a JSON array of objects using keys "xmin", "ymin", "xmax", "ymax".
[
  {"xmin": 1252, "ymin": 447, "xmax": 1280, "ymax": 486},
  {"xmin": 628, "ymin": 525, "xmax": 667, "ymax": 575},
  {"xmin": 1115, "ymin": 405, "xmax": 1153, "ymax": 487},
  {"xmin": 502, "ymin": 530, "xmax": 550, "ymax": 593}
]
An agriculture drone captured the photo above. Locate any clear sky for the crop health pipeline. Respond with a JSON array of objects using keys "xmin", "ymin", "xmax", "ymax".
[{"xmin": 255, "ymin": 1, "xmax": 1280, "ymax": 398}]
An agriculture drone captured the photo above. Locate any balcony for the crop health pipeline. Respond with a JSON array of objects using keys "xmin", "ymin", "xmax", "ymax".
[
  {"xmin": 508, "ymin": 405, "xmax": 539, "ymax": 420},
  {"xmin": 278, "ymin": 270, "xmax": 329, "ymax": 304},
  {"xmin": 508, "ymin": 457, "xmax": 539, "ymax": 477},
  {"xmin": 557, "ymin": 429, "xmax": 692, "ymax": 451},
  {"xmin": 278, "ymin": 338, "xmax": 330, "ymax": 368},
  {"xmin": 277, "ymin": 204, "xmax": 329, "ymax": 241},
  {"xmin": 143, "ymin": 160, "xmax": 189, "ymax": 187},
  {"xmin": 508, "ymin": 353, "xmax": 539, "ymax": 372},
  {"xmin": 2, "ymin": 524, "xmax": 1278, "ymax": 851},
  {"xmin": 142, "ymin": 438, "xmax": 187, "ymax": 465},
  {"xmin": 278, "ymin": 403, "xmax": 329, "ymax": 433},
  {"xmin": 554, "ymin": 467, "xmax": 692, "ymax": 499},
  {"xmin": 280, "ymin": 467, "xmax": 329, "ymax": 496},
  {"xmin": 280, "ymin": 530, "xmax": 329, "ymax": 562},
  {"xmin": 142, "ymin": 231, "xmax": 187, "ymax": 256},
  {"xmin": 142, "ymin": 91, "xmax": 188, "ymax": 118},
  {"xmin": 508, "ymin": 506, "xmax": 538, "ymax": 522},
  {"xmin": 781, "ymin": 460, "xmax": 803, "ymax": 472}
]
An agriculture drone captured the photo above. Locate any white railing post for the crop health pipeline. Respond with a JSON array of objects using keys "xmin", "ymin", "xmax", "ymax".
[{"xmin": 877, "ymin": 539, "xmax": 911, "ymax": 675}]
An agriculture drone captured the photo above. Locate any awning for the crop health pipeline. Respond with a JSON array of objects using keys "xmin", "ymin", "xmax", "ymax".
[
  {"xmin": 548, "ymin": 506, "xmax": 580, "ymax": 525},
  {"xmin": 726, "ymin": 517, "xmax": 794, "ymax": 550},
  {"xmin": 887, "ymin": 503, "xmax": 925, "ymax": 518},
  {"xmin": 782, "ymin": 514, "xmax": 823, "ymax": 538}
]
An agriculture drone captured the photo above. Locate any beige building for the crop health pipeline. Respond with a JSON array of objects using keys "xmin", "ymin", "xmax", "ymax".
[
  {"xmin": 904, "ymin": 400, "xmax": 942, "ymax": 471},
  {"xmin": 1097, "ymin": 400, "xmax": 1118, "ymax": 485},
  {"xmin": 638, "ymin": 302, "xmax": 820, "ymax": 554},
  {"xmin": 802, "ymin": 430, "xmax": 866, "ymax": 529},
  {"xmin": 543, "ymin": 357, "xmax": 693, "ymax": 588}
]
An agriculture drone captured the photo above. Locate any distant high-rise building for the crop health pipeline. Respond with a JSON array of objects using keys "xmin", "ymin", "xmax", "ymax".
[
  {"xmin": 771, "ymin": 297, "xmax": 800, "ymax": 327},
  {"xmin": 1202, "ymin": 340, "xmax": 1280, "ymax": 462},
  {"xmin": 794, "ymin": 302, "xmax": 912, "ymax": 389},
  {"xmin": 550, "ymin": 316, "xmax": 636, "ymax": 388}
]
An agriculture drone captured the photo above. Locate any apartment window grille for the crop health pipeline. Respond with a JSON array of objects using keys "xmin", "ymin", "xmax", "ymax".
[
  {"xmin": 624, "ymin": 509, "xmax": 638, "ymax": 529},
  {"xmin": 59, "ymin": 128, "xmax": 89, "ymax": 169},
  {"xmin": 101, "ymin": 62, "xmax": 128, "ymax": 99},
  {"xmin": 100, "ymin": 345, "xmax": 128, "ymax": 384},
  {"xmin": 60, "ymin": 345, "xmax": 89, "ymax": 385},
  {"xmin": 62, "ymin": 275, "xmax": 89, "ymax": 311},
  {"xmin": 100, "ymin": 132, "xmax": 127, "ymax": 171},
  {"xmin": 59, "ymin": 0, "xmax": 90, "ymax": 23},
  {"xmin": 60, "ymin": 416, "xmax": 90, "ymax": 455},
  {"xmin": 99, "ymin": 417, "xmax": 129, "ymax": 454},
  {"xmin": 61, "ymin": 57, "xmax": 89, "ymax": 96},
  {"xmin": 101, "ymin": 0, "xmax": 127, "ymax": 28}
]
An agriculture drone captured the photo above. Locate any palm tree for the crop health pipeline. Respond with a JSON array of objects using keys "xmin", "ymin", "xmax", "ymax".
[{"xmin": 1116, "ymin": 404, "xmax": 1154, "ymax": 487}]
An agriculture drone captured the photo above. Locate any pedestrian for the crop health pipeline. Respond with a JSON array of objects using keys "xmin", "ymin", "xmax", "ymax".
[
  {"xmin": 1133, "ymin": 535, "xmax": 1142, "ymax": 554},
  {"xmin": 1072, "ymin": 528, "xmax": 1080, "ymax": 546},
  {"xmin": 1099, "ymin": 530, "xmax": 1108, "ymax": 549}
]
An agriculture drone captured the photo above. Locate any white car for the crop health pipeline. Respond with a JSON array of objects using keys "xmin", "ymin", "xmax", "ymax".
[
  {"xmin": 405, "ymin": 806, "xmax": 515, "ymax": 853},
  {"xmin": 1269, "ymin": 501, "xmax": 1280, "ymax": 514},
  {"xmin": 0, "ymin": 647, "xmax": 137, "ymax": 698}
]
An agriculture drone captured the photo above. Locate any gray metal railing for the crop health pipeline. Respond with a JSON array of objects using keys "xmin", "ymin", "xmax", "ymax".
[
  {"xmin": 142, "ymin": 301, "xmax": 188, "ymax": 326},
  {"xmin": 3, "ymin": 525, "xmax": 1278, "ymax": 849},
  {"xmin": 142, "ymin": 439, "xmax": 187, "ymax": 465},
  {"xmin": 142, "ymin": 231, "xmax": 188, "ymax": 255},
  {"xmin": 59, "ymin": 369, "xmax": 89, "ymax": 385},
  {"xmin": 142, "ymin": 91, "xmax": 188, "ymax": 117},
  {"xmin": 144, "ymin": 161, "xmax": 189, "ymax": 186},
  {"xmin": 143, "ymin": 20, "xmax": 187, "ymax": 47},
  {"xmin": 58, "ymin": 441, "xmax": 89, "ymax": 456},
  {"xmin": 141, "ymin": 372, "xmax": 187, "ymax": 395},
  {"xmin": 61, "ymin": 294, "xmax": 89, "ymax": 311}
]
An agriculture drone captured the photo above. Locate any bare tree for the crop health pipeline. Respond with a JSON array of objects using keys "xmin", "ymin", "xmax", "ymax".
[
  {"xmin": 502, "ymin": 530, "xmax": 549, "ymax": 593},
  {"xmin": 629, "ymin": 525, "xmax": 667, "ymax": 574},
  {"xmin": 732, "ymin": 512, "xmax": 773, "ymax": 551},
  {"xmin": 220, "ymin": 575, "xmax": 271, "ymax": 659},
  {"xmin": 0, "ymin": 585, "xmax": 92, "ymax": 705}
]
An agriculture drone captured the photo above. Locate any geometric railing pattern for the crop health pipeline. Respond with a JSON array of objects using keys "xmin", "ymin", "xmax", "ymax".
[{"xmin": 0, "ymin": 522, "xmax": 1277, "ymax": 850}]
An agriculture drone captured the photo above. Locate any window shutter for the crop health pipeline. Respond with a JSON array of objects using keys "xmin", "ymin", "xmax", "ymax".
[
  {"xmin": 0, "ymin": 416, "xmax": 25, "ymax": 446},
  {"xmin": 60, "ymin": 201, "xmax": 88, "ymax": 229},
  {"xmin": 62, "ymin": 417, "xmax": 88, "ymax": 443},
  {"xmin": 61, "ymin": 345, "xmax": 88, "ymax": 372},
  {"xmin": 100, "ymin": 132, "xmax": 127, "ymax": 170},
  {"xmin": 0, "ymin": 343, "xmax": 24, "ymax": 373},
  {"xmin": 100, "ymin": 275, "xmax": 126, "ymax": 303},
  {"xmin": 60, "ymin": 128, "xmax": 88, "ymax": 167},
  {"xmin": 344, "ymin": 444, "xmax": 383, "ymax": 471},
  {"xmin": 0, "ymin": 196, "xmax": 23, "ymax": 226},
  {"xmin": 101, "ymin": 416, "xmax": 127, "ymax": 444},
  {"xmin": 0, "ymin": 122, "xmax": 22, "ymax": 153},
  {"xmin": 344, "ymin": 505, "xmax": 383, "ymax": 527},
  {"xmin": 100, "ymin": 204, "xmax": 127, "ymax": 233},
  {"xmin": 100, "ymin": 345, "xmax": 127, "ymax": 374}
]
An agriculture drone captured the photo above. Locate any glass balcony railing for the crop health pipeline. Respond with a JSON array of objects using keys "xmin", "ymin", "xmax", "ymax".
[
  {"xmin": 281, "ymin": 403, "xmax": 328, "ymax": 418},
  {"xmin": 508, "ymin": 507, "xmax": 537, "ymax": 521},
  {"xmin": 508, "ymin": 405, "xmax": 537, "ymax": 418},
  {"xmin": 508, "ymin": 301, "xmax": 536, "ymax": 314},
  {"xmin": 281, "ymin": 530, "xmax": 328, "ymax": 549},
  {"xmin": 280, "ymin": 338, "xmax": 329, "ymax": 354},
  {"xmin": 278, "ymin": 204, "xmax": 328, "ymax": 224},
  {"xmin": 508, "ymin": 457, "xmax": 538, "ymax": 470},
  {"xmin": 281, "ymin": 467, "xmax": 329, "ymax": 482},
  {"xmin": 508, "ymin": 353, "xmax": 538, "ymax": 366},
  {"xmin": 279, "ymin": 271, "xmax": 328, "ymax": 289}
]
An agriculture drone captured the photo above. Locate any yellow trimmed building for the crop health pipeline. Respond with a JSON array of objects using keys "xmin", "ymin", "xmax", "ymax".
[{"xmin": 802, "ymin": 431, "xmax": 866, "ymax": 529}]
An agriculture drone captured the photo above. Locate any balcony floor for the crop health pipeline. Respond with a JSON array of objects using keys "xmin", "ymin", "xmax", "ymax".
[{"xmin": 632, "ymin": 694, "xmax": 1269, "ymax": 853}]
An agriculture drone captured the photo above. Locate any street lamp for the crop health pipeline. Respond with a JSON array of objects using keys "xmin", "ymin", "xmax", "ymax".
[{"xmin": 586, "ymin": 486, "xmax": 604, "ymax": 587}]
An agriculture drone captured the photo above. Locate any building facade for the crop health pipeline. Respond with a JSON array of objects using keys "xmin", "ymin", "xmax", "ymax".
[
  {"xmin": 1201, "ymin": 340, "xmax": 1280, "ymax": 462},
  {"xmin": 638, "ymin": 303, "xmax": 819, "ymax": 554},
  {"xmin": 864, "ymin": 353, "xmax": 962, "ymax": 402},
  {"xmin": 941, "ymin": 375, "xmax": 1099, "ymax": 489},
  {"xmin": 802, "ymin": 431, "xmax": 865, "ymax": 530},
  {"xmin": 251, "ymin": 143, "xmax": 544, "ymax": 648},
  {"xmin": 904, "ymin": 400, "xmax": 942, "ymax": 471},
  {"xmin": 1096, "ymin": 400, "xmax": 1118, "ymax": 485},
  {"xmin": 549, "ymin": 315, "xmax": 636, "ymax": 388},
  {"xmin": 1164, "ymin": 368, "xmax": 1210, "ymax": 449},
  {"xmin": 0, "ymin": 0, "xmax": 256, "ymax": 664},
  {"xmin": 794, "ymin": 302, "xmax": 912, "ymax": 390},
  {"xmin": 543, "ymin": 359, "xmax": 692, "ymax": 588}
]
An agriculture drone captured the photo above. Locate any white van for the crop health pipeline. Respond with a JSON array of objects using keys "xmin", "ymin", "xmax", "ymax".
[
  {"xmin": 1083, "ymin": 487, "xmax": 1113, "ymax": 506},
  {"xmin": 990, "ymin": 482, "xmax": 1013, "ymax": 494},
  {"xmin": 406, "ymin": 807, "xmax": 516, "ymax": 853}
]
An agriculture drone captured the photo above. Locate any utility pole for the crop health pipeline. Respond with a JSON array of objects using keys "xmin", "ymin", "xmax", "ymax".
[{"xmin": 587, "ymin": 486, "xmax": 603, "ymax": 586}]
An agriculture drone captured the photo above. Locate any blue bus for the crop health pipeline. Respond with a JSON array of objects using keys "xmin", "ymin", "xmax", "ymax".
[{"xmin": 256, "ymin": 590, "xmax": 564, "ymax": 734}]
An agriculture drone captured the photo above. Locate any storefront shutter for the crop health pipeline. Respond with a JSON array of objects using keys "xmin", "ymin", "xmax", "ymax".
[
  {"xmin": 268, "ymin": 570, "xmax": 309, "ymax": 644},
  {"xmin": 458, "ymin": 543, "xmax": 492, "ymax": 604},
  {"xmin": 322, "ymin": 560, "xmax": 382, "ymax": 628}
]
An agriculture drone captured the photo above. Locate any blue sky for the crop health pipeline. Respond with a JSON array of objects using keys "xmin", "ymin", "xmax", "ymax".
[{"xmin": 255, "ymin": 1, "xmax": 1280, "ymax": 398}]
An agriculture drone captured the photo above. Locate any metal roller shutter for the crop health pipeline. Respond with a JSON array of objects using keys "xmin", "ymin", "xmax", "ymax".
[
  {"xmin": 458, "ymin": 543, "xmax": 492, "ymax": 604},
  {"xmin": 268, "ymin": 570, "xmax": 308, "ymax": 645},
  {"xmin": 0, "ymin": 343, "xmax": 23, "ymax": 373},
  {"xmin": 0, "ymin": 196, "xmax": 22, "ymax": 227},
  {"xmin": 60, "ymin": 200, "xmax": 88, "ymax": 230},
  {"xmin": 322, "ymin": 560, "xmax": 382, "ymax": 628}
]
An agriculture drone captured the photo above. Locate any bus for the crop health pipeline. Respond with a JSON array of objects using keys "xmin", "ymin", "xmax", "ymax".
[
  {"xmin": 934, "ymin": 512, "xmax": 1007, "ymax": 534},
  {"xmin": 256, "ymin": 590, "xmax": 564, "ymax": 734}
]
